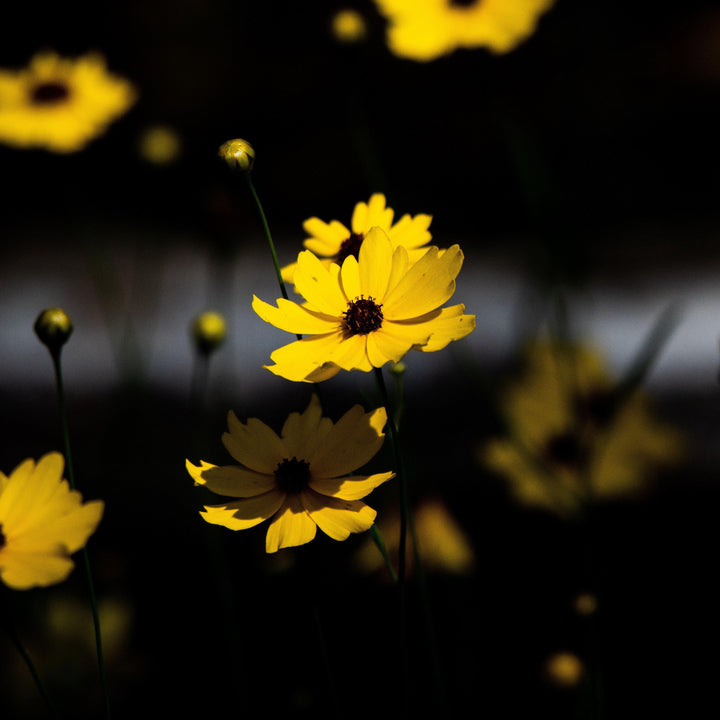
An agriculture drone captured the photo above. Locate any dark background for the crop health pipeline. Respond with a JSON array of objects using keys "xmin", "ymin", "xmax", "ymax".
[{"xmin": 1, "ymin": 1, "xmax": 719, "ymax": 718}]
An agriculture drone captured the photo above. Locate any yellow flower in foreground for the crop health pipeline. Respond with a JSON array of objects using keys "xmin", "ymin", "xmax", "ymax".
[
  {"xmin": 255, "ymin": 227, "xmax": 475, "ymax": 382},
  {"xmin": 0, "ymin": 51, "xmax": 136, "ymax": 153},
  {"xmin": 186, "ymin": 394, "xmax": 394, "ymax": 553},
  {"xmin": 482, "ymin": 341, "xmax": 684, "ymax": 516},
  {"xmin": 374, "ymin": 0, "xmax": 555, "ymax": 61},
  {"xmin": 0, "ymin": 453, "xmax": 104, "ymax": 590},
  {"xmin": 281, "ymin": 193, "xmax": 433, "ymax": 284}
]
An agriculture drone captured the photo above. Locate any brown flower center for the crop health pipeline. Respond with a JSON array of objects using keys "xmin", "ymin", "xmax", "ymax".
[
  {"xmin": 30, "ymin": 81, "xmax": 71, "ymax": 105},
  {"xmin": 449, "ymin": 0, "xmax": 480, "ymax": 7},
  {"xmin": 336, "ymin": 232, "xmax": 364, "ymax": 265},
  {"xmin": 343, "ymin": 295, "xmax": 384, "ymax": 336},
  {"xmin": 274, "ymin": 457, "xmax": 311, "ymax": 494},
  {"xmin": 545, "ymin": 431, "xmax": 586, "ymax": 468}
]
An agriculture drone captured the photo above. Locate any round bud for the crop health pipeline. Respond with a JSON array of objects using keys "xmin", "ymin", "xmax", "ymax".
[
  {"xmin": 34, "ymin": 308, "xmax": 73, "ymax": 353},
  {"xmin": 192, "ymin": 311, "xmax": 227, "ymax": 356},
  {"xmin": 218, "ymin": 138, "xmax": 255, "ymax": 174}
]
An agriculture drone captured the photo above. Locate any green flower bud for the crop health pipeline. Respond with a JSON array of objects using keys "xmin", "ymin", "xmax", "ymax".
[
  {"xmin": 34, "ymin": 308, "xmax": 73, "ymax": 353},
  {"xmin": 218, "ymin": 138, "xmax": 255, "ymax": 174},
  {"xmin": 192, "ymin": 311, "xmax": 227, "ymax": 356}
]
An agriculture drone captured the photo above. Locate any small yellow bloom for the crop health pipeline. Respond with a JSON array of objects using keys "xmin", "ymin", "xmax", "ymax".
[
  {"xmin": 482, "ymin": 341, "xmax": 684, "ymax": 516},
  {"xmin": 544, "ymin": 651, "xmax": 584, "ymax": 688},
  {"xmin": 138, "ymin": 124, "xmax": 182, "ymax": 165},
  {"xmin": 191, "ymin": 310, "xmax": 227, "ymax": 356},
  {"xmin": 0, "ymin": 453, "xmax": 104, "ymax": 590},
  {"xmin": 34, "ymin": 307, "xmax": 73, "ymax": 352},
  {"xmin": 331, "ymin": 9, "xmax": 368, "ymax": 43},
  {"xmin": 255, "ymin": 227, "xmax": 475, "ymax": 382},
  {"xmin": 187, "ymin": 394, "xmax": 394, "ymax": 553},
  {"xmin": 374, "ymin": 0, "xmax": 555, "ymax": 61},
  {"xmin": 218, "ymin": 138, "xmax": 255, "ymax": 174},
  {"xmin": 281, "ymin": 193, "xmax": 433, "ymax": 285},
  {"xmin": 0, "ymin": 51, "xmax": 136, "ymax": 153}
]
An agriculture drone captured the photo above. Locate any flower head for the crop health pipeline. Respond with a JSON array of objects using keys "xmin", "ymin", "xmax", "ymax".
[
  {"xmin": 331, "ymin": 9, "xmax": 368, "ymax": 43},
  {"xmin": 0, "ymin": 453, "xmax": 104, "ymax": 590},
  {"xmin": 34, "ymin": 307, "xmax": 73, "ymax": 353},
  {"xmin": 374, "ymin": 0, "xmax": 555, "ymax": 61},
  {"xmin": 218, "ymin": 138, "xmax": 255, "ymax": 174},
  {"xmin": 255, "ymin": 227, "xmax": 475, "ymax": 382},
  {"xmin": 482, "ymin": 341, "xmax": 684, "ymax": 516},
  {"xmin": 0, "ymin": 51, "xmax": 136, "ymax": 153},
  {"xmin": 191, "ymin": 310, "xmax": 227, "ymax": 356},
  {"xmin": 281, "ymin": 193, "xmax": 433, "ymax": 285},
  {"xmin": 186, "ymin": 395, "xmax": 394, "ymax": 553}
]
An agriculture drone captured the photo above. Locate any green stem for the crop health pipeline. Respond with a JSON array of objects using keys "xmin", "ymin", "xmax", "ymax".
[
  {"xmin": 50, "ymin": 351, "xmax": 111, "ymax": 720},
  {"xmin": 369, "ymin": 525, "xmax": 398, "ymax": 584}
]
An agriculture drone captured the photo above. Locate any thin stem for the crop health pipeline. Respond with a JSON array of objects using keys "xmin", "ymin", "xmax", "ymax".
[
  {"xmin": 369, "ymin": 525, "xmax": 399, "ymax": 584},
  {"xmin": 51, "ymin": 351, "xmax": 111, "ymax": 720}
]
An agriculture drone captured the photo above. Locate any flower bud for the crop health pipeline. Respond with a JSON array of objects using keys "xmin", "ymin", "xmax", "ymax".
[
  {"xmin": 218, "ymin": 138, "xmax": 255, "ymax": 174},
  {"xmin": 34, "ymin": 308, "xmax": 73, "ymax": 353},
  {"xmin": 192, "ymin": 311, "xmax": 227, "ymax": 356}
]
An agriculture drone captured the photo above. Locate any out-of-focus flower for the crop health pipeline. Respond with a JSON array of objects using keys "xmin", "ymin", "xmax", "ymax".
[
  {"xmin": 191, "ymin": 311, "xmax": 227, "ymax": 357},
  {"xmin": 355, "ymin": 497, "xmax": 475, "ymax": 577},
  {"xmin": 138, "ymin": 124, "xmax": 182, "ymax": 165},
  {"xmin": 218, "ymin": 138, "xmax": 255, "ymax": 174},
  {"xmin": 281, "ymin": 193, "xmax": 433, "ymax": 284},
  {"xmin": 482, "ymin": 341, "xmax": 684, "ymax": 516},
  {"xmin": 544, "ymin": 651, "xmax": 584, "ymax": 688},
  {"xmin": 331, "ymin": 9, "xmax": 368, "ymax": 43},
  {"xmin": 374, "ymin": 0, "xmax": 555, "ymax": 62},
  {"xmin": 0, "ymin": 453, "xmax": 104, "ymax": 590},
  {"xmin": 34, "ymin": 307, "xmax": 73, "ymax": 353},
  {"xmin": 186, "ymin": 394, "xmax": 394, "ymax": 553},
  {"xmin": 0, "ymin": 51, "xmax": 136, "ymax": 153},
  {"xmin": 254, "ymin": 227, "xmax": 475, "ymax": 383},
  {"xmin": 573, "ymin": 592, "xmax": 598, "ymax": 616}
]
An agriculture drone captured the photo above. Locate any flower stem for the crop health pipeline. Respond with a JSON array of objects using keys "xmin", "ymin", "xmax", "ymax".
[
  {"xmin": 369, "ymin": 525, "xmax": 399, "ymax": 583},
  {"xmin": 50, "ymin": 350, "xmax": 111, "ymax": 720}
]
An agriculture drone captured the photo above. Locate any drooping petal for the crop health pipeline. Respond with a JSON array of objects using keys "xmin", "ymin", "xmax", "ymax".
[
  {"xmin": 201, "ymin": 489, "xmax": 286, "ymax": 531},
  {"xmin": 293, "ymin": 250, "xmax": 349, "ymax": 314},
  {"xmin": 310, "ymin": 471, "xmax": 394, "ymax": 501},
  {"xmin": 302, "ymin": 218, "xmax": 350, "ymax": 256},
  {"xmin": 186, "ymin": 460, "xmax": 276, "ymax": 497},
  {"xmin": 265, "ymin": 494, "xmax": 317, "ymax": 552},
  {"xmin": 411, "ymin": 304, "xmax": 476, "ymax": 352},
  {"xmin": 301, "ymin": 490, "xmax": 377, "ymax": 541},
  {"xmin": 308, "ymin": 405, "xmax": 387, "ymax": 478},
  {"xmin": 351, "ymin": 193, "xmax": 394, "ymax": 234},
  {"xmin": 252, "ymin": 296, "xmax": 339, "ymax": 335},
  {"xmin": 264, "ymin": 333, "xmax": 345, "ymax": 383},
  {"xmin": 222, "ymin": 413, "xmax": 288, "ymax": 473}
]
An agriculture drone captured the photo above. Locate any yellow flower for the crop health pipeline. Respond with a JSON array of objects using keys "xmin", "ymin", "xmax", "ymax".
[
  {"xmin": 331, "ymin": 9, "xmax": 368, "ymax": 43},
  {"xmin": 280, "ymin": 193, "xmax": 433, "ymax": 285},
  {"xmin": 186, "ymin": 394, "xmax": 394, "ymax": 553},
  {"xmin": 482, "ymin": 341, "xmax": 684, "ymax": 516},
  {"xmin": 254, "ymin": 227, "xmax": 475, "ymax": 382},
  {"xmin": 0, "ymin": 453, "xmax": 104, "ymax": 590},
  {"xmin": 374, "ymin": 0, "xmax": 555, "ymax": 61},
  {"xmin": 544, "ymin": 651, "xmax": 584, "ymax": 688},
  {"xmin": 0, "ymin": 51, "xmax": 136, "ymax": 153}
]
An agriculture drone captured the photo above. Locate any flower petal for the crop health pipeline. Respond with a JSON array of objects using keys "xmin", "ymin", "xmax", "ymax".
[
  {"xmin": 340, "ymin": 254, "xmax": 362, "ymax": 301},
  {"xmin": 359, "ymin": 228, "xmax": 393, "ymax": 300},
  {"xmin": 310, "ymin": 471, "xmax": 394, "ymax": 501},
  {"xmin": 366, "ymin": 325, "xmax": 427, "ymax": 366},
  {"xmin": 294, "ymin": 250, "xmax": 349, "ymax": 313},
  {"xmin": 264, "ymin": 334, "xmax": 345, "ymax": 383},
  {"xmin": 411, "ymin": 304, "xmax": 476, "ymax": 352},
  {"xmin": 252, "ymin": 296, "xmax": 339, "ymax": 335},
  {"xmin": 351, "ymin": 193, "xmax": 394, "ymax": 234},
  {"xmin": 301, "ymin": 490, "xmax": 377, "ymax": 541},
  {"xmin": 281, "ymin": 394, "xmax": 333, "ymax": 459},
  {"xmin": 302, "ymin": 218, "xmax": 350, "ymax": 256},
  {"xmin": 201, "ymin": 489, "xmax": 286, "ymax": 531},
  {"xmin": 186, "ymin": 460, "xmax": 276, "ymax": 498},
  {"xmin": 387, "ymin": 213, "xmax": 432, "ymax": 250},
  {"xmin": 0, "ymin": 549, "xmax": 75, "ymax": 590},
  {"xmin": 265, "ymin": 494, "xmax": 317, "ymax": 552},
  {"xmin": 222, "ymin": 412, "xmax": 287, "ymax": 473}
]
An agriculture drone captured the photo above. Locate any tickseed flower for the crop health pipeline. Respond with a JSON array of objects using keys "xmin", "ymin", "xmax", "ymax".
[
  {"xmin": 191, "ymin": 310, "xmax": 227, "ymax": 356},
  {"xmin": 254, "ymin": 227, "xmax": 475, "ymax": 382},
  {"xmin": 0, "ymin": 51, "xmax": 136, "ymax": 153},
  {"xmin": 218, "ymin": 138, "xmax": 255, "ymax": 174},
  {"xmin": 331, "ymin": 9, "xmax": 368, "ymax": 43},
  {"xmin": 0, "ymin": 453, "xmax": 104, "ymax": 590},
  {"xmin": 482, "ymin": 341, "xmax": 684, "ymax": 516},
  {"xmin": 280, "ymin": 193, "xmax": 433, "ymax": 285},
  {"xmin": 373, "ymin": 0, "xmax": 555, "ymax": 62},
  {"xmin": 34, "ymin": 307, "xmax": 73, "ymax": 353},
  {"xmin": 186, "ymin": 394, "xmax": 394, "ymax": 553}
]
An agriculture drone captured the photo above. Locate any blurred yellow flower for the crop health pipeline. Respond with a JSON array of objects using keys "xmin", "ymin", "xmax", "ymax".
[
  {"xmin": 374, "ymin": 0, "xmax": 555, "ymax": 61},
  {"xmin": 482, "ymin": 341, "xmax": 684, "ymax": 516},
  {"xmin": 0, "ymin": 453, "xmax": 104, "ymax": 590},
  {"xmin": 191, "ymin": 310, "xmax": 227, "ymax": 356},
  {"xmin": 138, "ymin": 124, "xmax": 182, "ymax": 165},
  {"xmin": 254, "ymin": 227, "xmax": 475, "ymax": 382},
  {"xmin": 187, "ymin": 394, "xmax": 394, "ymax": 553},
  {"xmin": 281, "ymin": 193, "xmax": 433, "ymax": 285},
  {"xmin": 331, "ymin": 9, "xmax": 368, "ymax": 43},
  {"xmin": 544, "ymin": 651, "xmax": 584, "ymax": 688},
  {"xmin": 0, "ymin": 51, "xmax": 136, "ymax": 153},
  {"xmin": 355, "ymin": 497, "xmax": 475, "ymax": 577}
]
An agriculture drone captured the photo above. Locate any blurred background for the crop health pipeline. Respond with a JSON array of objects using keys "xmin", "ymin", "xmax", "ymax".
[{"xmin": 1, "ymin": 0, "xmax": 719, "ymax": 717}]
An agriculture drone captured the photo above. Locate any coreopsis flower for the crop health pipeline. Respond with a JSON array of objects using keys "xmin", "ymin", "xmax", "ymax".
[
  {"xmin": 254, "ymin": 227, "xmax": 475, "ymax": 382},
  {"xmin": 374, "ymin": 0, "xmax": 555, "ymax": 62},
  {"xmin": 0, "ymin": 51, "xmax": 136, "ymax": 153},
  {"xmin": 186, "ymin": 394, "xmax": 394, "ymax": 553},
  {"xmin": 482, "ymin": 341, "xmax": 684, "ymax": 516},
  {"xmin": 0, "ymin": 453, "xmax": 104, "ymax": 590},
  {"xmin": 280, "ymin": 193, "xmax": 433, "ymax": 284}
]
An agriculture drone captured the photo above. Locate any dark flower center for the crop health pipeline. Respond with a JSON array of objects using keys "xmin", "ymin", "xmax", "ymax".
[
  {"xmin": 336, "ymin": 232, "xmax": 364, "ymax": 265},
  {"xmin": 343, "ymin": 295, "xmax": 384, "ymax": 336},
  {"xmin": 274, "ymin": 457, "xmax": 311, "ymax": 494},
  {"xmin": 575, "ymin": 390, "xmax": 616, "ymax": 427},
  {"xmin": 546, "ymin": 431, "xmax": 586, "ymax": 468},
  {"xmin": 449, "ymin": 0, "xmax": 480, "ymax": 7},
  {"xmin": 0, "ymin": 524, "xmax": 6, "ymax": 550},
  {"xmin": 30, "ymin": 81, "xmax": 71, "ymax": 105}
]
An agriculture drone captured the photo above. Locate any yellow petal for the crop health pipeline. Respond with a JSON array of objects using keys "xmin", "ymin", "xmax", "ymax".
[
  {"xmin": 366, "ymin": 325, "xmax": 426, "ymax": 366},
  {"xmin": 310, "ymin": 471, "xmax": 394, "ymax": 500},
  {"xmin": 302, "ymin": 218, "xmax": 350, "ymax": 256},
  {"xmin": 265, "ymin": 334, "xmax": 345, "ymax": 383},
  {"xmin": 294, "ymin": 250, "xmax": 349, "ymax": 314},
  {"xmin": 387, "ymin": 213, "xmax": 432, "ymax": 250},
  {"xmin": 351, "ymin": 193, "xmax": 394, "ymax": 234},
  {"xmin": 252, "ymin": 296, "xmax": 339, "ymax": 334},
  {"xmin": 301, "ymin": 490, "xmax": 376, "ymax": 541},
  {"xmin": 265, "ymin": 494, "xmax": 317, "ymax": 552},
  {"xmin": 201, "ymin": 489, "xmax": 286, "ymax": 531},
  {"xmin": 359, "ymin": 229, "xmax": 394, "ymax": 301},
  {"xmin": 0, "ymin": 549, "xmax": 75, "ymax": 590},
  {"xmin": 186, "ymin": 460, "xmax": 276, "ymax": 497},
  {"xmin": 406, "ymin": 304, "xmax": 476, "ymax": 352},
  {"xmin": 281, "ymin": 394, "xmax": 333, "ymax": 459},
  {"xmin": 308, "ymin": 405, "xmax": 387, "ymax": 478},
  {"xmin": 222, "ymin": 412, "xmax": 287, "ymax": 473},
  {"xmin": 340, "ymin": 254, "xmax": 362, "ymax": 301}
]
